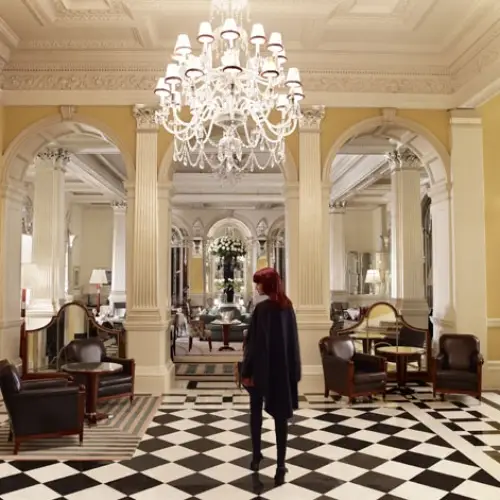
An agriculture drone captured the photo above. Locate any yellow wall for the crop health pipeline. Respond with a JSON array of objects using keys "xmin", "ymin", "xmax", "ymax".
[
  {"xmin": 189, "ymin": 257, "xmax": 204, "ymax": 294},
  {"xmin": 257, "ymin": 257, "xmax": 268, "ymax": 270},
  {"xmin": 480, "ymin": 95, "xmax": 500, "ymax": 359}
]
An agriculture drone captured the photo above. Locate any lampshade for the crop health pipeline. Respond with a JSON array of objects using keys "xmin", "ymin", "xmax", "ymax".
[
  {"xmin": 365, "ymin": 269, "xmax": 381, "ymax": 285},
  {"xmin": 21, "ymin": 263, "xmax": 40, "ymax": 290},
  {"xmin": 89, "ymin": 269, "xmax": 108, "ymax": 286}
]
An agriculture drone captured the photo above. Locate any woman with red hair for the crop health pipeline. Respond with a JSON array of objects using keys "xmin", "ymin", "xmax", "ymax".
[{"xmin": 240, "ymin": 267, "xmax": 301, "ymax": 486}]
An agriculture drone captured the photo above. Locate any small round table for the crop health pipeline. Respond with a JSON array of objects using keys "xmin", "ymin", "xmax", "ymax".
[
  {"xmin": 349, "ymin": 332, "xmax": 388, "ymax": 354},
  {"xmin": 219, "ymin": 322, "xmax": 236, "ymax": 351},
  {"xmin": 376, "ymin": 346, "xmax": 425, "ymax": 395},
  {"xmin": 62, "ymin": 362, "xmax": 123, "ymax": 425}
]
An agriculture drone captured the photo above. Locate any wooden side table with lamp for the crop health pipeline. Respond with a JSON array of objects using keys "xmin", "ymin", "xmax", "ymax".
[{"xmin": 89, "ymin": 269, "xmax": 108, "ymax": 314}]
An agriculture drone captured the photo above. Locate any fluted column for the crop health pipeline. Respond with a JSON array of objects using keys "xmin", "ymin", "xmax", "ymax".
[
  {"xmin": 388, "ymin": 148, "xmax": 428, "ymax": 327},
  {"xmin": 0, "ymin": 180, "xmax": 26, "ymax": 362},
  {"xmin": 124, "ymin": 182, "xmax": 135, "ymax": 310},
  {"xmin": 28, "ymin": 148, "xmax": 69, "ymax": 320},
  {"xmin": 428, "ymin": 182, "xmax": 454, "ymax": 341},
  {"xmin": 284, "ymin": 183, "xmax": 299, "ymax": 306},
  {"xmin": 126, "ymin": 106, "xmax": 173, "ymax": 394},
  {"xmin": 450, "ymin": 110, "xmax": 487, "ymax": 358},
  {"xmin": 329, "ymin": 201, "xmax": 347, "ymax": 300},
  {"xmin": 158, "ymin": 182, "xmax": 172, "ymax": 315},
  {"xmin": 297, "ymin": 106, "xmax": 329, "ymax": 320},
  {"xmin": 109, "ymin": 201, "xmax": 127, "ymax": 307}
]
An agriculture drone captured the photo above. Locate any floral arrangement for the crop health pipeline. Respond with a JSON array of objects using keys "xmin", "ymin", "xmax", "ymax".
[{"xmin": 208, "ymin": 236, "xmax": 247, "ymax": 258}]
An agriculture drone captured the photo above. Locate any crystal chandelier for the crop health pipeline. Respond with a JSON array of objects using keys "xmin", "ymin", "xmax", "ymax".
[{"xmin": 154, "ymin": 0, "xmax": 304, "ymax": 178}]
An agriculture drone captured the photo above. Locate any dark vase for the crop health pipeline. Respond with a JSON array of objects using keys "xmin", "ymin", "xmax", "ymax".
[
  {"xmin": 222, "ymin": 255, "xmax": 235, "ymax": 281},
  {"xmin": 226, "ymin": 289, "xmax": 235, "ymax": 303}
]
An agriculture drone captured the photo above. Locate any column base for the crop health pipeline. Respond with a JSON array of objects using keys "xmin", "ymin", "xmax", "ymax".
[
  {"xmin": 395, "ymin": 298, "xmax": 429, "ymax": 329},
  {"xmin": 296, "ymin": 308, "xmax": 331, "ymax": 375},
  {"xmin": 330, "ymin": 290, "xmax": 348, "ymax": 303},
  {"xmin": 109, "ymin": 290, "xmax": 127, "ymax": 307},
  {"xmin": 135, "ymin": 362, "xmax": 175, "ymax": 395}
]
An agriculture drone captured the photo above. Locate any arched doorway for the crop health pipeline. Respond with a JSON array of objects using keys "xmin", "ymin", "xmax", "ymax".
[
  {"xmin": 323, "ymin": 113, "xmax": 451, "ymax": 330},
  {"xmin": 0, "ymin": 113, "xmax": 132, "ymax": 362}
]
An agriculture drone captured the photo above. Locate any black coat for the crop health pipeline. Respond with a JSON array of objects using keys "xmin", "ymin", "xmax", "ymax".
[{"xmin": 241, "ymin": 299, "xmax": 301, "ymax": 420}]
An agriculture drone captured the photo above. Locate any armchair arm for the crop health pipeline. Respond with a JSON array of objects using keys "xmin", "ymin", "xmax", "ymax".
[
  {"xmin": 322, "ymin": 354, "xmax": 353, "ymax": 391},
  {"xmin": 22, "ymin": 378, "xmax": 69, "ymax": 390},
  {"xmin": 15, "ymin": 385, "xmax": 82, "ymax": 399},
  {"xmin": 103, "ymin": 356, "xmax": 135, "ymax": 375},
  {"xmin": 353, "ymin": 353, "xmax": 386, "ymax": 372}
]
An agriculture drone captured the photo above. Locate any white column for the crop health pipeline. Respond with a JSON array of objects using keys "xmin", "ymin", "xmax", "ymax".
[
  {"xmin": 450, "ymin": 110, "xmax": 488, "ymax": 359},
  {"xmin": 109, "ymin": 201, "xmax": 127, "ymax": 307},
  {"xmin": 124, "ymin": 182, "xmax": 135, "ymax": 309},
  {"xmin": 329, "ymin": 201, "xmax": 347, "ymax": 300},
  {"xmin": 284, "ymin": 182, "xmax": 299, "ymax": 306},
  {"xmin": 428, "ymin": 182, "xmax": 454, "ymax": 341},
  {"xmin": 27, "ymin": 148, "xmax": 68, "ymax": 323},
  {"xmin": 0, "ymin": 180, "xmax": 25, "ymax": 363},
  {"xmin": 126, "ymin": 106, "xmax": 173, "ymax": 394},
  {"xmin": 68, "ymin": 204, "xmax": 83, "ymax": 297},
  {"xmin": 297, "ymin": 106, "xmax": 329, "ymax": 319},
  {"xmin": 158, "ymin": 182, "xmax": 172, "ymax": 315},
  {"xmin": 388, "ymin": 148, "xmax": 428, "ymax": 327},
  {"xmin": 296, "ymin": 106, "xmax": 330, "ymax": 375}
]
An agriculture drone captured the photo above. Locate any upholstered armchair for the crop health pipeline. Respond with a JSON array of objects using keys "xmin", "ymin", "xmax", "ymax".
[
  {"xmin": 188, "ymin": 319, "xmax": 213, "ymax": 352},
  {"xmin": 0, "ymin": 362, "xmax": 85, "ymax": 454},
  {"xmin": 61, "ymin": 338, "xmax": 135, "ymax": 403},
  {"xmin": 319, "ymin": 336, "xmax": 387, "ymax": 402},
  {"xmin": 432, "ymin": 333, "xmax": 483, "ymax": 400}
]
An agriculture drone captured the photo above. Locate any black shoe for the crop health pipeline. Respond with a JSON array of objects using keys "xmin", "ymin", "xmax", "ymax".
[
  {"xmin": 250, "ymin": 453, "xmax": 264, "ymax": 472},
  {"xmin": 274, "ymin": 466, "xmax": 287, "ymax": 485}
]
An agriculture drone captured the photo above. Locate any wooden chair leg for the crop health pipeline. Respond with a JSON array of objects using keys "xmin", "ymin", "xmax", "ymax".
[
  {"xmin": 13, "ymin": 440, "xmax": 20, "ymax": 455},
  {"xmin": 79, "ymin": 430, "xmax": 84, "ymax": 445},
  {"xmin": 188, "ymin": 336, "xmax": 193, "ymax": 352},
  {"xmin": 208, "ymin": 338, "xmax": 212, "ymax": 352},
  {"xmin": 129, "ymin": 394, "xmax": 134, "ymax": 403},
  {"xmin": 324, "ymin": 386, "xmax": 329, "ymax": 398}
]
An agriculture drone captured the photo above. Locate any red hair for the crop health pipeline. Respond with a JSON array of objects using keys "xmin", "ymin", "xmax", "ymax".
[{"xmin": 253, "ymin": 267, "xmax": 292, "ymax": 309}]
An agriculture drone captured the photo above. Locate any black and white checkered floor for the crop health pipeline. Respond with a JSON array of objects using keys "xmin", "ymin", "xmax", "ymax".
[{"xmin": 2, "ymin": 383, "xmax": 500, "ymax": 499}]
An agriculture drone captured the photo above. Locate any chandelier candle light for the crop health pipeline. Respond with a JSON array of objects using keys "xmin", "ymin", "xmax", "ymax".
[{"xmin": 154, "ymin": 0, "xmax": 304, "ymax": 179}]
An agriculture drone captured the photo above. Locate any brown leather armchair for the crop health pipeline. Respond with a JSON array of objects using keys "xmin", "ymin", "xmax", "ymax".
[
  {"xmin": 319, "ymin": 336, "xmax": 387, "ymax": 402},
  {"xmin": 432, "ymin": 333, "xmax": 483, "ymax": 400},
  {"xmin": 61, "ymin": 338, "xmax": 135, "ymax": 403},
  {"xmin": 0, "ymin": 362, "xmax": 85, "ymax": 454}
]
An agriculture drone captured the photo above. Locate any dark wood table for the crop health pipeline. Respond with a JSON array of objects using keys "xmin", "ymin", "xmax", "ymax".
[
  {"xmin": 377, "ymin": 346, "xmax": 425, "ymax": 395},
  {"xmin": 62, "ymin": 362, "xmax": 123, "ymax": 425}
]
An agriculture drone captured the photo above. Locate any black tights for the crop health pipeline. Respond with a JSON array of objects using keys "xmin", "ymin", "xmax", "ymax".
[{"xmin": 248, "ymin": 387, "xmax": 288, "ymax": 467}]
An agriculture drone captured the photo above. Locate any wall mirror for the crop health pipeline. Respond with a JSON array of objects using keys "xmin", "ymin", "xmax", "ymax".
[
  {"xmin": 333, "ymin": 301, "xmax": 431, "ymax": 383},
  {"xmin": 21, "ymin": 301, "xmax": 124, "ymax": 376}
]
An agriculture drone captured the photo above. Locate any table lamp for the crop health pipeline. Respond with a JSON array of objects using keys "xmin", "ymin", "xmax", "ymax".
[
  {"xmin": 365, "ymin": 269, "xmax": 381, "ymax": 295},
  {"xmin": 89, "ymin": 268, "xmax": 108, "ymax": 313}
]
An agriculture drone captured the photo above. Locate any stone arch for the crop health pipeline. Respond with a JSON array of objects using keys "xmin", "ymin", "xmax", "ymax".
[
  {"xmin": 205, "ymin": 216, "xmax": 255, "ymax": 240},
  {"xmin": 158, "ymin": 139, "xmax": 298, "ymax": 183},
  {"xmin": 171, "ymin": 213, "xmax": 191, "ymax": 239},
  {"xmin": 322, "ymin": 114, "xmax": 450, "ymax": 187},
  {"xmin": 267, "ymin": 215, "xmax": 285, "ymax": 238},
  {"xmin": 2, "ymin": 113, "xmax": 135, "ymax": 184}
]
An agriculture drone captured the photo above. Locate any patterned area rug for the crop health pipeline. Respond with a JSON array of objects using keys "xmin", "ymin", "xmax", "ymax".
[
  {"xmin": 0, "ymin": 395, "xmax": 160, "ymax": 461},
  {"xmin": 175, "ymin": 362, "xmax": 235, "ymax": 380}
]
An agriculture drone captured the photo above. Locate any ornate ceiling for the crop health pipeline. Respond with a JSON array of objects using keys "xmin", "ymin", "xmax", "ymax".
[{"xmin": 0, "ymin": 0, "xmax": 500, "ymax": 107}]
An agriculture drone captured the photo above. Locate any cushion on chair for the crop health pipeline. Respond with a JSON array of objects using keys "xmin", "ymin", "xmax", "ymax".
[
  {"xmin": 354, "ymin": 371, "xmax": 387, "ymax": 385},
  {"xmin": 99, "ymin": 374, "xmax": 133, "ymax": 387}
]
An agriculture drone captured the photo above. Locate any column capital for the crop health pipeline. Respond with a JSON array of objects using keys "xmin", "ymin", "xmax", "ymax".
[
  {"xmin": 450, "ymin": 109, "xmax": 482, "ymax": 127},
  {"xmin": 111, "ymin": 200, "xmax": 127, "ymax": 212},
  {"xmin": 329, "ymin": 200, "xmax": 346, "ymax": 214},
  {"xmin": 133, "ymin": 105, "xmax": 159, "ymax": 131},
  {"xmin": 299, "ymin": 105, "xmax": 325, "ymax": 131},
  {"xmin": 427, "ymin": 181, "xmax": 450, "ymax": 205},
  {"xmin": 283, "ymin": 181, "xmax": 299, "ymax": 199},
  {"xmin": 35, "ymin": 147, "xmax": 71, "ymax": 170},
  {"xmin": 386, "ymin": 147, "xmax": 421, "ymax": 171}
]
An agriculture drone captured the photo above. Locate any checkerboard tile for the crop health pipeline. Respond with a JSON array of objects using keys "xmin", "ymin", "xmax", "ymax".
[
  {"xmin": 1, "ymin": 403, "xmax": 500, "ymax": 499},
  {"xmin": 2, "ymin": 389, "xmax": 500, "ymax": 499}
]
